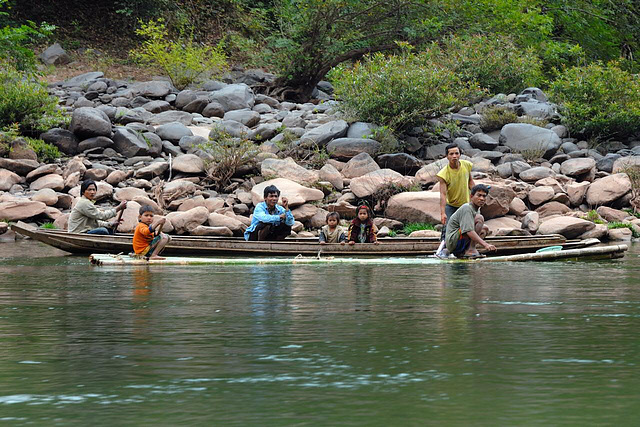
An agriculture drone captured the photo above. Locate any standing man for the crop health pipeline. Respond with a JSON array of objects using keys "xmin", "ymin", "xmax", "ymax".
[
  {"xmin": 445, "ymin": 184, "xmax": 496, "ymax": 258},
  {"xmin": 435, "ymin": 143, "xmax": 474, "ymax": 258},
  {"xmin": 244, "ymin": 185, "xmax": 295, "ymax": 241}
]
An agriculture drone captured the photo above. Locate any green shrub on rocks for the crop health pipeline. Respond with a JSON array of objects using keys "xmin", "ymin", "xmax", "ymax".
[
  {"xmin": 549, "ymin": 62, "xmax": 640, "ymax": 139},
  {"xmin": 607, "ymin": 222, "xmax": 640, "ymax": 238},
  {"xmin": 0, "ymin": 66, "xmax": 67, "ymax": 134},
  {"xmin": 25, "ymin": 137, "xmax": 61, "ymax": 162},
  {"xmin": 435, "ymin": 34, "xmax": 544, "ymax": 95},
  {"xmin": 403, "ymin": 222, "xmax": 436, "ymax": 235},
  {"xmin": 480, "ymin": 106, "xmax": 518, "ymax": 131},
  {"xmin": 131, "ymin": 19, "xmax": 228, "ymax": 90},
  {"xmin": 330, "ymin": 49, "xmax": 482, "ymax": 131},
  {"xmin": 198, "ymin": 131, "xmax": 258, "ymax": 192}
]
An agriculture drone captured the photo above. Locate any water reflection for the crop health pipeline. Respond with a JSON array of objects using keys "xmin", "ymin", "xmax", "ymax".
[{"xmin": 0, "ymin": 242, "xmax": 638, "ymax": 425}]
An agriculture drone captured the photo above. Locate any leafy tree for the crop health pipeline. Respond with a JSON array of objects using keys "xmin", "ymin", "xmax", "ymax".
[{"xmin": 262, "ymin": 0, "xmax": 441, "ymax": 102}]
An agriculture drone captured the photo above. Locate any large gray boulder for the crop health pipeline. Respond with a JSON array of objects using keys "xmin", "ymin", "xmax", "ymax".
[
  {"xmin": 346, "ymin": 122, "xmax": 377, "ymax": 139},
  {"xmin": 519, "ymin": 166, "xmax": 555, "ymax": 182},
  {"xmin": 210, "ymin": 84, "xmax": 255, "ymax": 111},
  {"xmin": 69, "ymin": 108, "xmax": 112, "ymax": 140},
  {"xmin": 112, "ymin": 127, "xmax": 153, "ymax": 158},
  {"xmin": 172, "ymin": 154, "xmax": 205, "ymax": 174},
  {"xmin": 299, "ymin": 120, "xmax": 349, "ymax": 148},
  {"xmin": 77, "ymin": 136, "xmax": 114, "ymax": 152},
  {"xmin": 499, "ymin": 123, "xmax": 562, "ymax": 159},
  {"xmin": 39, "ymin": 43, "xmax": 71, "ymax": 66},
  {"xmin": 0, "ymin": 169, "xmax": 23, "ymax": 191},
  {"xmin": 40, "ymin": 128, "xmax": 79, "ymax": 155},
  {"xmin": 223, "ymin": 109, "xmax": 260, "ymax": 127},
  {"xmin": 469, "ymin": 133, "xmax": 499, "ymax": 150},
  {"xmin": 560, "ymin": 158, "xmax": 596, "ymax": 177},
  {"xmin": 515, "ymin": 101, "xmax": 556, "ymax": 119},
  {"xmin": 210, "ymin": 120, "xmax": 250, "ymax": 139},
  {"xmin": 376, "ymin": 153, "xmax": 423, "ymax": 175},
  {"xmin": 133, "ymin": 81, "xmax": 173, "ymax": 98},
  {"xmin": 61, "ymin": 72, "xmax": 104, "ymax": 89},
  {"xmin": 0, "ymin": 200, "xmax": 47, "ymax": 221},
  {"xmin": 155, "ymin": 122, "xmax": 193, "ymax": 143},
  {"xmin": 0, "ymin": 158, "xmax": 39, "ymax": 176},
  {"xmin": 326, "ymin": 138, "xmax": 380, "ymax": 160},
  {"xmin": 149, "ymin": 111, "xmax": 193, "ymax": 126}
]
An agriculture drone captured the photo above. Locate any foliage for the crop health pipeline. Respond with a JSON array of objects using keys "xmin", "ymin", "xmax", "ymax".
[
  {"xmin": 0, "ymin": 0, "xmax": 55, "ymax": 72},
  {"xmin": 198, "ymin": 129, "xmax": 259, "ymax": 192},
  {"xmin": 480, "ymin": 106, "xmax": 518, "ymax": 131},
  {"xmin": 607, "ymin": 222, "xmax": 640, "ymax": 238},
  {"xmin": 330, "ymin": 49, "xmax": 482, "ymax": 131},
  {"xmin": 131, "ymin": 19, "xmax": 228, "ymax": 90},
  {"xmin": 624, "ymin": 209, "xmax": 640, "ymax": 219},
  {"xmin": 403, "ymin": 222, "xmax": 436, "ymax": 235},
  {"xmin": 40, "ymin": 222, "xmax": 58, "ymax": 229},
  {"xmin": 0, "ymin": 66, "xmax": 67, "ymax": 134},
  {"xmin": 584, "ymin": 210, "xmax": 604, "ymax": 224},
  {"xmin": 263, "ymin": 0, "xmax": 442, "ymax": 101},
  {"xmin": 25, "ymin": 137, "xmax": 61, "ymax": 162},
  {"xmin": 367, "ymin": 126, "xmax": 404, "ymax": 155},
  {"xmin": 387, "ymin": 229, "xmax": 397, "ymax": 237},
  {"xmin": 434, "ymin": 34, "xmax": 544, "ymax": 95},
  {"xmin": 549, "ymin": 62, "xmax": 640, "ymax": 139},
  {"xmin": 515, "ymin": 146, "xmax": 547, "ymax": 162},
  {"xmin": 516, "ymin": 116, "xmax": 549, "ymax": 128}
]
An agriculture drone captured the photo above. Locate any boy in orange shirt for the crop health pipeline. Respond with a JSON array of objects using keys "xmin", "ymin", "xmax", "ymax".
[{"xmin": 133, "ymin": 205, "xmax": 170, "ymax": 260}]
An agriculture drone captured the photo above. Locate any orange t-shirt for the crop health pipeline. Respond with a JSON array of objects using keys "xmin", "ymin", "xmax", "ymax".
[{"xmin": 133, "ymin": 222, "xmax": 154, "ymax": 254}]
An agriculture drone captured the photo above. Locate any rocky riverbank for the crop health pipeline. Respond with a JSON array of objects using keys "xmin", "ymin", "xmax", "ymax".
[{"xmin": 1, "ymin": 70, "xmax": 640, "ymax": 243}]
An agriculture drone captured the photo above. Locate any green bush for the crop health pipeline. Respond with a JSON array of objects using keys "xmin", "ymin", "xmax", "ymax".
[
  {"xmin": 403, "ymin": 222, "xmax": 436, "ymax": 235},
  {"xmin": 607, "ymin": 222, "xmax": 640, "ymax": 238},
  {"xmin": 436, "ymin": 34, "xmax": 544, "ymax": 95},
  {"xmin": 0, "ymin": 66, "xmax": 67, "ymax": 134},
  {"xmin": 131, "ymin": 19, "xmax": 228, "ymax": 90},
  {"xmin": 25, "ymin": 137, "xmax": 61, "ymax": 162},
  {"xmin": 480, "ymin": 106, "xmax": 518, "ymax": 131},
  {"xmin": 549, "ymin": 62, "xmax": 640, "ymax": 139},
  {"xmin": 330, "ymin": 49, "xmax": 482, "ymax": 131}
]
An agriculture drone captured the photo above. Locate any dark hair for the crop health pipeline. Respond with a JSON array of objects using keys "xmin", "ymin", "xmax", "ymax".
[
  {"xmin": 445, "ymin": 143, "xmax": 461, "ymax": 156},
  {"xmin": 326, "ymin": 211, "xmax": 340, "ymax": 222},
  {"xmin": 80, "ymin": 180, "xmax": 97, "ymax": 195},
  {"xmin": 263, "ymin": 185, "xmax": 280, "ymax": 198},
  {"xmin": 139, "ymin": 204, "xmax": 155, "ymax": 215},
  {"xmin": 352, "ymin": 205, "xmax": 373, "ymax": 226},
  {"xmin": 471, "ymin": 184, "xmax": 491, "ymax": 195}
]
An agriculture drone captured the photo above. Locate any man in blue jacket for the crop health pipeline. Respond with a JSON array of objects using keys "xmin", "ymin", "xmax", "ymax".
[{"xmin": 244, "ymin": 185, "xmax": 295, "ymax": 241}]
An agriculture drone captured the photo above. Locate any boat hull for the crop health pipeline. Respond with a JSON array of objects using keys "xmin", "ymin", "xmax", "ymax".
[{"xmin": 11, "ymin": 221, "xmax": 580, "ymax": 257}]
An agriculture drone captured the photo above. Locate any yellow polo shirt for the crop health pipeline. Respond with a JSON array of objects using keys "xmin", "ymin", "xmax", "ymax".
[{"xmin": 436, "ymin": 160, "xmax": 473, "ymax": 207}]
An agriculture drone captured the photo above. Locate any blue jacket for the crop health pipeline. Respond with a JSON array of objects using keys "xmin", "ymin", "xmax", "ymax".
[{"xmin": 244, "ymin": 202, "xmax": 295, "ymax": 240}]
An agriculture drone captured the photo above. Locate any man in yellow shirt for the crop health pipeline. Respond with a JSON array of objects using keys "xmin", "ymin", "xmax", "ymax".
[{"xmin": 436, "ymin": 143, "xmax": 474, "ymax": 258}]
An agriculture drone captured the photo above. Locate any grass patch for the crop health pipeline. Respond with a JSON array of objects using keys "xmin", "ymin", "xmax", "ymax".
[
  {"xmin": 583, "ymin": 210, "xmax": 604, "ymax": 224},
  {"xmin": 607, "ymin": 222, "xmax": 640, "ymax": 238},
  {"xmin": 40, "ymin": 222, "xmax": 58, "ymax": 229},
  {"xmin": 403, "ymin": 222, "xmax": 436, "ymax": 235},
  {"xmin": 624, "ymin": 209, "xmax": 640, "ymax": 219}
]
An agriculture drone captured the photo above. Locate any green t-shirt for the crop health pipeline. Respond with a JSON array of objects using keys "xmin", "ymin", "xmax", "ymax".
[
  {"xmin": 445, "ymin": 202, "xmax": 478, "ymax": 252},
  {"xmin": 436, "ymin": 160, "xmax": 473, "ymax": 207}
]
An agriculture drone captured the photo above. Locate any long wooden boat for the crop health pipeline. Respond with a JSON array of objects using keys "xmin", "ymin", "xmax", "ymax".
[
  {"xmin": 11, "ymin": 221, "xmax": 594, "ymax": 257},
  {"xmin": 89, "ymin": 244, "xmax": 628, "ymax": 266}
]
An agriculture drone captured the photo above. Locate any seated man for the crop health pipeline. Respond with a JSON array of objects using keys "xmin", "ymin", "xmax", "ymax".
[
  {"xmin": 444, "ymin": 184, "xmax": 497, "ymax": 258},
  {"xmin": 244, "ymin": 185, "xmax": 294, "ymax": 241},
  {"xmin": 68, "ymin": 180, "xmax": 126, "ymax": 235}
]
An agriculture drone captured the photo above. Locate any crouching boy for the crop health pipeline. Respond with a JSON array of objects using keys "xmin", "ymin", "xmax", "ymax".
[{"xmin": 133, "ymin": 205, "xmax": 171, "ymax": 260}]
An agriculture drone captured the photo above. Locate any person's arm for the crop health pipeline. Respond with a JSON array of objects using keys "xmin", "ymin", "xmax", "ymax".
[
  {"xmin": 252, "ymin": 203, "xmax": 282, "ymax": 224},
  {"xmin": 465, "ymin": 230, "xmax": 496, "ymax": 252},
  {"xmin": 319, "ymin": 230, "xmax": 327, "ymax": 243},
  {"xmin": 338, "ymin": 230, "xmax": 347, "ymax": 244},
  {"xmin": 438, "ymin": 177, "xmax": 448, "ymax": 225}
]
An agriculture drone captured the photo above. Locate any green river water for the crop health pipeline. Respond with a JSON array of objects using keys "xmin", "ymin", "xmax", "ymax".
[{"xmin": 0, "ymin": 241, "xmax": 639, "ymax": 426}]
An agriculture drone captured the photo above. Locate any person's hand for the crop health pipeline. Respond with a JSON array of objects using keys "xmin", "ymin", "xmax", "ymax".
[
  {"xmin": 281, "ymin": 197, "xmax": 289, "ymax": 210},
  {"xmin": 320, "ymin": 241, "xmax": 326, "ymax": 245},
  {"xmin": 279, "ymin": 213, "xmax": 286, "ymax": 220},
  {"xmin": 116, "ymin": 201, "xmax": 127, "ymax": 212},
  {"xmin": 340, "ymin": 241, "xmax": 345, "ymax": 245},
  {"xmin": 373, "ymin": 240, "xmax": 380, "ymax": 245},
  {"xmin": 485, "ymin": 243, "xmax": 497, "ymax": 252},
  {"xmin": 108, "ymin": 219, "xmax": 121, "ymax": 228},
  {"xmin": 348, "ymin": 241, "xmax": 355, "ymax": 245},
  {"xmin": 441, "ymin": 212, "xmax": 447, "ymax": 225}
]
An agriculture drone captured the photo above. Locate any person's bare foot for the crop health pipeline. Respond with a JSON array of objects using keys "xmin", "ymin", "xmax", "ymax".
[{"xmin": 148, "ymin": 256, "xmax": 165, "ymax": 260}]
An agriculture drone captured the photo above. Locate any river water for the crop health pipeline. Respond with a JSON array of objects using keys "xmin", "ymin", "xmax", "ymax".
[{"xmin": 0, "ymin": 240, "xmax": 639, "ymax": 425}]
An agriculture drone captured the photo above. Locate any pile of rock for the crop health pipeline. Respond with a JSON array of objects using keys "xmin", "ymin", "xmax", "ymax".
[{"xmin": 1, "ymin": 72, "xmax": 639, "ymax": 243}]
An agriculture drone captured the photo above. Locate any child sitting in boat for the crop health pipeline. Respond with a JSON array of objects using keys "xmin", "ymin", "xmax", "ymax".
[
  {"xmin": 348, "ymin": 205, "xmax": 379, "ymax": 245},
  {"xmin": 319, "ymin": 212, "xmax": 347, "ymax": 244},
  {"xmin": 133, "ymin": 205, "xmax": 171, "ymax": 260}
]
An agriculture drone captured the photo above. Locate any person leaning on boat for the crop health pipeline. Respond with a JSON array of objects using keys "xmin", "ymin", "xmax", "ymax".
[
  {"xmin": 68, "ymin": 180, "xmax": 127, "ymax": 235},
  {"xmin": 244, "ymin": 185, "xmax": 295, "ymax": 241}
]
